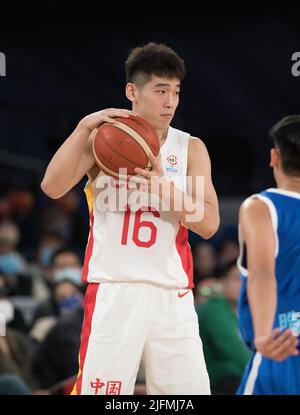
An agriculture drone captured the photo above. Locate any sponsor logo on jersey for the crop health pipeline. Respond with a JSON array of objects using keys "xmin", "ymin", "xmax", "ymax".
[{"xmin": 178, "ymin": 289, "xmax": 191, "ymax": 298}]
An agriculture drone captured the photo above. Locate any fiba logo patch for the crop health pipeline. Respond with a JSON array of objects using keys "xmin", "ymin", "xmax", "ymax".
[{"xmin": 166, "ymin": 154, "xmax": 178, "ymax": 172}]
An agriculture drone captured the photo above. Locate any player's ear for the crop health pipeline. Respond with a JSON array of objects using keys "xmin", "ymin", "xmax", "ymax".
[
  {"xmin": 270, "ymin": 147, "xmax": 280, "ymax": 168},
  {"xmin": 125, "ymin": 83, "xmax": 138, "ymax": 104}
]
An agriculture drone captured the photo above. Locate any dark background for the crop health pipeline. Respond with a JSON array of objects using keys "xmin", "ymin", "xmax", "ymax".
[
  {"xmin": 1, "ymin": 6, "xmax": 300, "ymax": 195},
  {"xmin": 0, "ymin": 5, "xmax": 300, "ymax": 250}
]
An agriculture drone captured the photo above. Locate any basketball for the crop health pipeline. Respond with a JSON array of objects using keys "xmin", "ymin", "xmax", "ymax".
[{"xmin": 92, "ymin": 115, "xmax": 160, "ymax": 179}]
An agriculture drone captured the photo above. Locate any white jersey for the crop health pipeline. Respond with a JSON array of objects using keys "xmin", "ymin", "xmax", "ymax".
[{"xmin": 82, "ymin": 126, "xmax": 194, "ymax": 289}]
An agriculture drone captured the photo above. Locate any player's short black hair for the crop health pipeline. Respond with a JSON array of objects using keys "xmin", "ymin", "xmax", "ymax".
[
  {"xmin": 269, "ymin": 115, "xmax": 300, "ymax": 176},
  {"xmin": 125, "ymin": 42, "xmax": 186, "ymax": 86}
]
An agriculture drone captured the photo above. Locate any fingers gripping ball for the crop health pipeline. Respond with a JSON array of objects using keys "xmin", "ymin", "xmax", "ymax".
[{"xmin": 92, "ymin": 115, "xmax": 160, "ymax": 179}]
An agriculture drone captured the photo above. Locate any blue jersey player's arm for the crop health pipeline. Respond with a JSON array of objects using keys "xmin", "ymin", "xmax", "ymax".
[{"xmin": 239, "ymin": 197, "xmax": 299, "ymax": 361}]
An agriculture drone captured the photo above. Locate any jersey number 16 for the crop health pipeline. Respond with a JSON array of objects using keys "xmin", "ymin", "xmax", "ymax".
[{"xmin": 121, "ymin": 206, "xmax": 160, "ymax": 248}]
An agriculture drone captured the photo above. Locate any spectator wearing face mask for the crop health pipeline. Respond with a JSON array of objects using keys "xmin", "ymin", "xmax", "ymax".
[
  {"xmin": 29, "ymin": 251, "xmax": 84, "ymax": 347},
  {"xmin": 31, "ymin": 247, "xmax": 83, "ymax": 323},
  {"xmin": 0, "ymin": 221, "xmax": 32, "ymax": 297},
  {"xmin": 28, "ymin": 232, "xmax": 66, "ymax": 302},
  {"xmin": 31, "ymin": 285, "xmax": 84, "ymax": 391},
  {"xmin": 52, "ymin": 278, "xmax": 84, "ymax": 316}
]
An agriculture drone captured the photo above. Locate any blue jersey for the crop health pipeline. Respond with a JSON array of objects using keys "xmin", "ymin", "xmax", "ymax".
[{"xmin": 237, "ymin": 188, "xmax": 300, "ymax": 395}]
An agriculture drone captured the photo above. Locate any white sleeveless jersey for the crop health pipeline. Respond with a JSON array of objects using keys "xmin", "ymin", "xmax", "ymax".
[{"xmin": 82, "ymin": 126, "xmax": 194, "ymax": 289}]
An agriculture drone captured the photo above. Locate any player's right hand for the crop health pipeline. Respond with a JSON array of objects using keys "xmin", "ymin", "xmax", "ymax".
[
  {"xmin": 254, "ymin": 328, "xmax": 299, "ymax": 362},
  {"xmin": 78, "ymin": 108, "xmax": 138, "ymax": 132}
]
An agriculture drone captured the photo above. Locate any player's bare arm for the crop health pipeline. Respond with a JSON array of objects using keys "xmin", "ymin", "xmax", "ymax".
[
  {"xmin": 134, "ymin": 137, "xmax": 220, "ymax": 239},
  {"xmin": 240, "ymin": 198, "xmax": 299, "ymax": 361},
  {"xmin": 41, "ymin": 108, "xmax": 136, "ymax": 199},
  {"xmin": 184, "ymin": 137, "xmax": 219, "ymax": 238}
]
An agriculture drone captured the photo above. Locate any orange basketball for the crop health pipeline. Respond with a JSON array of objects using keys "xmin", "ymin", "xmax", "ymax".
[{"xmin": 92, "ymin": 115, "xmax": 160, "ymax": 179}]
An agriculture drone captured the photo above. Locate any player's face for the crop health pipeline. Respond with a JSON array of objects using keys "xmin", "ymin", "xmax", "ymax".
[{"xmin": 134, "ymin": 76, "xmax": 180, "ymax": 130}]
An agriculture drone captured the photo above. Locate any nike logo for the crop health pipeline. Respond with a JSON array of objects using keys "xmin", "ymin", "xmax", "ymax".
[{"xmin": 178, "ymin": 290, "xmax": 191, "ymax": 298}]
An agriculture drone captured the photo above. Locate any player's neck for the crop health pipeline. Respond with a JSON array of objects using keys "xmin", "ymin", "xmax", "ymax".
[
  {"xmin": 277, "ymin": 175, "xmax": 300, "ymax": 193},
  {"xmin": 156, "ymin": 128, "xmax": 169, "ymax": 148}
]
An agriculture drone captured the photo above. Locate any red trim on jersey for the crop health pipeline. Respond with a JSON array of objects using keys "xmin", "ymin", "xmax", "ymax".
[
  {"xmin": 82, "ymin": 209, "xmax": 95, "ymax": 283},
  {"xmin": 74, "ymin": 283, "xmax": 99, "ymax": 395},
  {"xmin": 175, "ymin": 224, "xmax": 194, "ymax": 289}
]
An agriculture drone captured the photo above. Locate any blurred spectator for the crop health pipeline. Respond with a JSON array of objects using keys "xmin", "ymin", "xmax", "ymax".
[
  {"xmin": 192, "ymin": 242, "xmax": 217, "ymax": 285},
  {"xmin": 196, "ymin": 261, "xmax": 250, "ymax": 394},
  {"xmin": 29, "ymin": 232, "xmax": 67, "ymax": 301},
  {"xmin": 8, "ymin": 188, "xmax": 38, "ymax": 255},
  {"xmin": 0, "ymin": 273, "xmax": 28, "ymax": 333},
  {"xmin": 0, "ymin": 324, "xmax": 39, "ymax": 392},
  {"xmin": 30, "ymin": 258, "xmax": 84, "ymax": 346},
  {"xmin": 0, "ymin": 197, "xmax": 11, "ymax": 222},
  {"xmin": 0, "ymin": 221, "xmax": 32, "ymax": 296},
  {"xmin": 39, "ymin": 189, "xmax": 87, "ymax": 249},
  {"xmin": 0, "ymin": 221, "xmax": 25, "ymax": 270},
  {"xmin": 51, "ymin": 246, "xmax": 82, "ymax": 272},
  {"xmin": 37, "ymin": 232, "xmax": 66, "ymax": 271},
  {"xmin": 193, "ymin": 277, "xmax": 222, "ymax": 307},
  {"xmin": 0, "ymin": 187, "xmax": 40, "ymax": 261},
  {"xmin": 0, "ymin": 374, "xmax": 31, "ymax": 395},
  {"xmin": 32, "ymin": 247, "xmax": 83, "ymax": 323},
  {"xmin": 32, "ymin": 305, "xmax": 84, "ymax": 391},
  {"xmin": 30, "ymin": 247, "xmax": 85, "ymax": 392},
  {"xmin": 217, "ymin": 238, "xmax": 239, "ymax": 267},
  {"xmin": 52, "ymin": 279, "xmax": 84, "ymax": 316}
]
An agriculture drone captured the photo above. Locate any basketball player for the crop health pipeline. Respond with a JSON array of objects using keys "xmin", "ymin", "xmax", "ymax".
[
  {"xmin": 237, "ymin": 115, "xmax": 300, "ymax": 395},
  {"xmin": 41, "ymin": 43, "xmax": 219, "ymax": 395}
]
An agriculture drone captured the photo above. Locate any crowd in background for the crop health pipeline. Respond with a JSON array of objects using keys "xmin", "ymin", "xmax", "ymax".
[{"xmin": 0, "ymin": 186, "xmax": 250, "ymax": 395}]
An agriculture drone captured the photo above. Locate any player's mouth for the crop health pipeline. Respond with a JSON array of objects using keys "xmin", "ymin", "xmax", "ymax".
[{"xmin": 160, "ymin": 114, "xmax": 173, "ymax": 119}]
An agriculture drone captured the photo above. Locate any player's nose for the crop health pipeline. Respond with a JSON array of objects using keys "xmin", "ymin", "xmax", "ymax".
[{"xmin": 164, "ymin": 92, "xmax": 177, "ymax": 109}]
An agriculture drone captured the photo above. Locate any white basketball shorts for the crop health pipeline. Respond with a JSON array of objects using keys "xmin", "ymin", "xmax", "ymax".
[{"xmin": 71, "ymin": 282, "xmax": 210, "ymax": 395}]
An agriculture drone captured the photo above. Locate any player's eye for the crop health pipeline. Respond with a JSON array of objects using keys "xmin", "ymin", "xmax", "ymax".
[{"xmin": 157, "ymin": 90, "xmax": 166, "ymax": 95}]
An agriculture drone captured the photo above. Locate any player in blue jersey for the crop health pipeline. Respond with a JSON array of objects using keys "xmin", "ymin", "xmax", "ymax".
[{"xmin": 236, "ymin": 115, "xmax": 300, "ymax": 395}]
